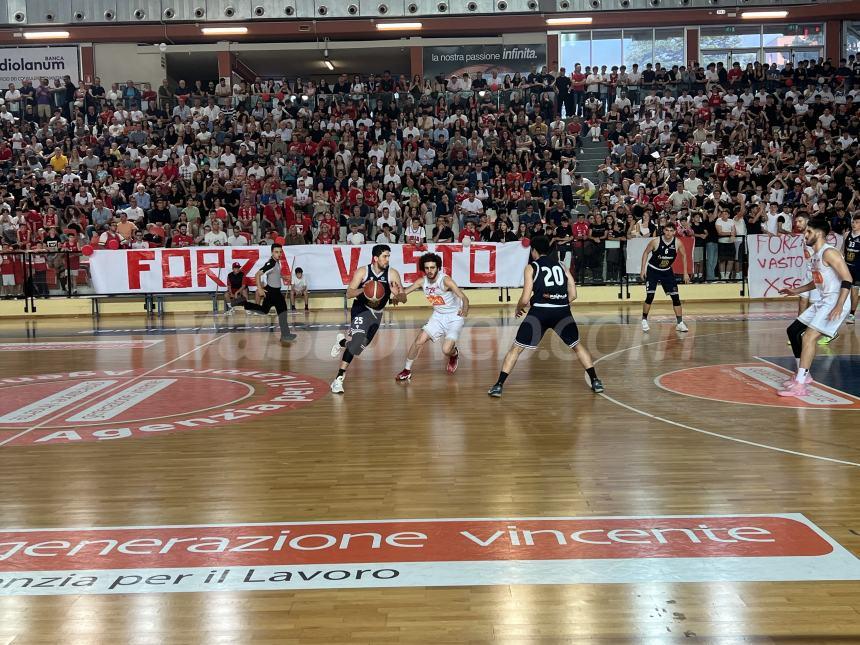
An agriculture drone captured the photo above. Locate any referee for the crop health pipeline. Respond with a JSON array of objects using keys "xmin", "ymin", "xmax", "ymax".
[{"xmin": 237, "ymin": 244, "xmax": 297, "ymax": 344}]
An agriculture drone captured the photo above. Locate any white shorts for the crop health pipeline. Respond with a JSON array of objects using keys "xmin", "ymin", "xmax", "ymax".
[
  {"xmin": 422, "ymin": 312, "xmax": 465, "ymax": 343},
  {"xmin": 1, "ymin": 275, "xmax": 14, "ymax": 287},
  {"xmin": 798, "ymin": 288, "xmax": 820, "ymax": 302},
  {"xmin": 797, "ymin": 293, "xmax": 850, "ymax": 338}
]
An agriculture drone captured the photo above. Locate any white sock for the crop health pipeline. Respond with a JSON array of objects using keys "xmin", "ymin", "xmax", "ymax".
[
  {"xmin": 796, "ymin": 358, "xmax": 801, "ymax": 369},
  {"xmin": 404, "ymin": 359, "xmax": 414, "ymax": 370},
  {"xmin": 795, "ymin": 368, "xmax": 809, "ymax": 384}
]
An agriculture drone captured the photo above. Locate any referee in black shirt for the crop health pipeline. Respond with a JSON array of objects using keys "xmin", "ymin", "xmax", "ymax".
[{"xmin": 236, "ymin": 244, "xmax": 296, "ymax": 344}]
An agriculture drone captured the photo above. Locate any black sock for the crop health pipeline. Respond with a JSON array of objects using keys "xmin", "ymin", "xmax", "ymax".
[
  {"xmin": 338, "ymin": 338, "xmax": 346, "ymax": 347},
  {"xmin": 676, "ymin": 315, "xmax": 683, "ymax": 323},
  {"xmin": 852, "ymin": 308, "xmax": 857, "ymax": 315},
  {"xmin": 642, "ymin": 312, "xmax": 648, "ymax": 320},
  {"xmin": 586, "ymin": 367, "xmax": 598, "ymax": 383},
  {"xmin": 337, "ymin": 368, "xmax": 345, "ymax": 378},
  {"xmin": 496, "ymin": 372, "xmax": 508, "ymax": 385}
]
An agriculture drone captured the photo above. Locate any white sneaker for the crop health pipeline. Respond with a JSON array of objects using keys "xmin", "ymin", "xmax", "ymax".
[
  {"xmin": 676, "ymin": 321, "xmax": 689, "ymax": 332},
  {"xmin": 330, "ymin": 375, "xmax": 344, "ymax": 394},
  {"xmin": 223, "ymin": 306, "xmax": 234, "ymax": 316},
  {"xmin": 330, "ymin": 333, "xmax": 346, "ymax": 358},
  {"xmin": 641, "ymin": 319, "xmax": 650, "ymax": 332},
  {"xmin": 848, "ymin": 314, "xmax": 856, "ymax": 324}
]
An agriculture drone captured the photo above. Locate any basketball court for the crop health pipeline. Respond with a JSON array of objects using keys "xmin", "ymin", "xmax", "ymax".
[{"xmin": 1, "ymin": 300, "xmax": 859, "ymax": 643}]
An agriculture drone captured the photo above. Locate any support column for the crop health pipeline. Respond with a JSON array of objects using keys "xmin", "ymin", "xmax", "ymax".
[
  {"xmin": 80, "ymin": 45, "xmax": 95, "ymax": 85},
  {"xmin": 685, "ymin": 27, "xmax": 699, "ymax": 66},
  {"xmin": 217, "ymin": 49, "xmax": 235, "ymax": 82},
  {"xmin": 548, "ymin": 33, "xmax": 559, "ymax": 71},
  {"xmin": 410, "ymin": 46, "xmax": 423, "ymax": 79},
  {"xmin": 825, "ymin": 20, "xmax": 841, "ymax": 61}
]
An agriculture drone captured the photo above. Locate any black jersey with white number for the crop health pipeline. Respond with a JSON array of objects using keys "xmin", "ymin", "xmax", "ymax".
[
  {"xmin": 353, "ymin": 263, "xmax": 391, "ymax": 313},
  {"xmin": 846, "ymin": 233, "xmax": 860, "ymax": 269},
  {"xmin": 647, "ymin": 236, "xmax": 677, "ymax": 271},
  {"xmin": 530, "ymin": 255, "xmax": 569, "ymax": 307}
]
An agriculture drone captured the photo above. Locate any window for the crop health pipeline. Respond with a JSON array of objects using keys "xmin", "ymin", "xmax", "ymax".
[
  {"xmin": 560, "ymin": 32, "xmax": 591, "ymax": 69},
  {"xmin": 843, "ymin": 21, "xmax": 860, "ymax": 56},
  {"xmin": 700, "ymin": 25, "xmax": 762, "ymax": 50},
  {"xmin": 654, "ymin": 29, "xmax": 684, "ymax": 68},
  {"xmin": 592, "ymin": 30, "xmax": 623, "ymax": 69},
  {"xmin": 762, "ymin": 23, "xmax": 824, "ymax": 48},
  {"xmin": 624, "ymin": 29, "xmax": 654, "ymax": 67}
]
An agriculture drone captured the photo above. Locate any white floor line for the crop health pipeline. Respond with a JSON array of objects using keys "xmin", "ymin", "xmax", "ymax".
[
  {"xmin": 0, "ymin": 334, "xmax": 228, "ymax": 447},
  {"xmin": 593, "ymin": 327, "xmax": 860, "ymax": 469}
]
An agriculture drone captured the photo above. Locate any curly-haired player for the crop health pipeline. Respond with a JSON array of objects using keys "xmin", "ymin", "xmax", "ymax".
[{"xmin": 395, "ymin": 253, "xmax": 470, "ymax": 381}]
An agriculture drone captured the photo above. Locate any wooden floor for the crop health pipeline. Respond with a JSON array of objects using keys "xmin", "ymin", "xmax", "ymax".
[{"xmin": 1, "ymin": 300, "xmax": 859, "ymax": 644}]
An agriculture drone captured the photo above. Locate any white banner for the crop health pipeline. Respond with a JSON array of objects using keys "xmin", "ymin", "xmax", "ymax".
[
  {"xmin": 88, "ymin": 243, "xmax": 530, "ymax": 294},
  {"xmin": 0, "ymin": 46, "xmax": 80, "ymax": 86},
  {"xmin": 747, "ymin": 234, "xmax": 806, "ymax": 298}
]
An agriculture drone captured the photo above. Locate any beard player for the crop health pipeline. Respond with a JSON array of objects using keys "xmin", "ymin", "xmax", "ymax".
[
  {"xmin": 330, "ymin": 244, "xmax": 404, "ymax": 394},
  {"xmin": 779, "ymin": 216, "xmax": 853, "ymax": 397},
  {"xmin": 395, "ymin": 253, "xmax": 470, "ymax": 381}
]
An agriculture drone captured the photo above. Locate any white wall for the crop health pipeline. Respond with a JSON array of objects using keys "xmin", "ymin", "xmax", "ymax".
[{"xmin": 93, "ymin": 44, "xmax": 166, "ymax": 91}]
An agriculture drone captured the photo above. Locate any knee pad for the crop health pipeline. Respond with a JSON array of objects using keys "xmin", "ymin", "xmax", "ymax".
[
  {"xmin": 787, "ymin": 320, "xmax": 807, "ymax": 341},
  {"xmin": 644, "ymin": 292, "xmax": 655, "ymax": 305},
  {"xmin": 346, "ymin": 336, "xmax": 365, "ymax": 357},
  {"xmin": 670, "ymin": 294, "xmax": 681, "ymax": 307}
]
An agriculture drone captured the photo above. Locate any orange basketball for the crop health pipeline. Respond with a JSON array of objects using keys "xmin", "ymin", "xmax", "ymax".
[{"xmin": 363, "ymin": 280, "xmax": 385, "ymax": 301}]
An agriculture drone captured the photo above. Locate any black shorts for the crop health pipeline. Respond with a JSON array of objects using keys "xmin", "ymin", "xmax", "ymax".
[
  {"xmin": 514, "ymin": 305, "xmax": 580, "ymax": 350},
  {"xmin": 850, "ymin": 265, "xmax": 860, "ymax": 287},
  {"xmin": 718, "ymin": 242, "xmax": 735, "ymax": 261},
  {"xmin": 645, "ymin": 267, "xmax": 678, "ymax": 295},
  {"xmin": 349, "ymin": 306, "xmax": 382, "ymax": 350}
]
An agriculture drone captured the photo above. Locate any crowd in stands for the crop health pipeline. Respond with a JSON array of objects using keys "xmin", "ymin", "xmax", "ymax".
[{"xmin": 0, "ymin": 54, "xmax": 859, "ymax": 296}]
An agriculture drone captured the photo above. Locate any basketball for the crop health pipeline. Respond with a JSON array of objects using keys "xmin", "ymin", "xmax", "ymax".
[{"xmin": 363, "ymin": 280, "xmax": 385, "ymax": 301}]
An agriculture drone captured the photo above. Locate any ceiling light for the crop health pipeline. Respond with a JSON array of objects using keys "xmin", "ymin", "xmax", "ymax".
[
  {"xmin": 545, "ymin": 16, "xmax": 592, "ymax": 25},
  {"xmin": 740, "ymin": 10, "xmax": 787, "ymax": 19},
  {"xmin": 22, "ymin": 31, "xmax": 70, "ymax": 39},
  {"xmin": 376, "ymin": 21, "xmax": 423, "ymax": 30},
  {"xmin": 324, "ymin": 59, "xmax": 334, "ymax": 71},
  {"xmin": 200, "ymin": 26, "xmax": 248, "ymax": 35}
]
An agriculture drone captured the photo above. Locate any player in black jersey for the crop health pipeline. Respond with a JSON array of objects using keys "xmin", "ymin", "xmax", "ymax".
[
  {"xmin": 845, "ymin": 214, "xmax": 860, "ymax": 324},
  {"xmin": 233, "ymin": 244, "xmax": 296, "ymax": 344},
  {"xmin": 488, "ymin": 236, "xmax": 603, "ymax": 397},
  {"xmin": 330, "ymin": 244, "xmax": 404, "ymax": 394},
  {"xmin": 639, "ymin": 223, "xmax": 691, "ymax": 333}
]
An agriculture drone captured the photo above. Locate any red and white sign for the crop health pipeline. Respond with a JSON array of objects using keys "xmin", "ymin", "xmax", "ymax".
[
  {"xmin": 748, "ymin": 234, "xmax": 807, "ymax": 298},
  {"xmin": 0, "ymin": 515, "xmax": 856, "ymax": 595},
  {"xmin": 0, "ymin": 368, "xmax": 329, "ymax": 447},
  {"xmin": 88, "ymin": 243, "xmax": 530, "ymax": 294},
  {"xmin": 657, "ymin": 363, "xmax": 860, "ymax": 410}
]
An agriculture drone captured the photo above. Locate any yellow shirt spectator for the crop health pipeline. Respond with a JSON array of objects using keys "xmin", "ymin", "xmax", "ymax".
[{"xmin": 49, "ymin": 152, "xmax": 68, "ymax": 172}]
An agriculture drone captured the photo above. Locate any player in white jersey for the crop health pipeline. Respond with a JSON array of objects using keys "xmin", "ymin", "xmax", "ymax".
[
  {"xmin": 395, "ymin": 253, "xmax": 469, "ymax": 381},
  {"xmin": 778, "ymin": 217, "xmax": 854, "ymax": 398}
]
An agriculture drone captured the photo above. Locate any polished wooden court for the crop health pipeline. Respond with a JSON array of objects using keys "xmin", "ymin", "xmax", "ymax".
[{"xmin": 1, "ymin": 300, "xmax": 859, "ymax": 644}]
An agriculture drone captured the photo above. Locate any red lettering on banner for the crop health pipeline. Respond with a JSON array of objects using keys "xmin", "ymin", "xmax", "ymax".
[
  {"xmin": 195, "ymin": 249, "xmax": 226, "ymax": 288},
  {"xmin": 671, "ymin": 237, "xmax": 694, "ymax": 275},
  {"xmin": 434, "ymin": 244, "xmax": 462, "ymax": 276},
  {"xmin": 402, "ymin": 244, "xmax": 428, "ymax": 285},
  {"xmin": 161, "ymin": 250, "xmax": 192, "ymax": 289},
  {"xmin": 126, "ymin": 251, "xmax": 155, "ymax": 290},
  {"xmin": 231, "ymin": 248, "xmax": 261, "ymax": 287},
  {"xmin": 333, "ymin": 247, "xmax": 362, "ymax": 285},
  {"xmin": 469, "ymin": 244, "xmax": 496, "ymax": 284}
]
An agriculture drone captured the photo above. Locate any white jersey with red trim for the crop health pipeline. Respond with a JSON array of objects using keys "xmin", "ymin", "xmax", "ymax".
[{"xmin": 423, "ymin": 273, "xmax": 460, "ymax": 315}]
